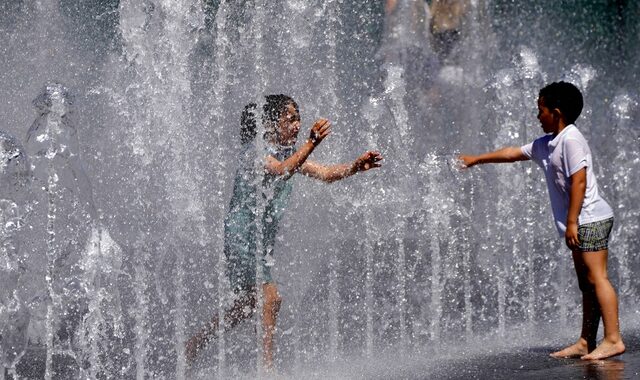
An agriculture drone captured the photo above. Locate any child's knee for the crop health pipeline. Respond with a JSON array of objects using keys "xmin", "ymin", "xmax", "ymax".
[{"xmin": 585, "ymin": 271, "xmax": 608, "ymax": 288}]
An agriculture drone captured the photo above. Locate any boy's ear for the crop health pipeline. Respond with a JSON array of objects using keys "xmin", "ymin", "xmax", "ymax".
[{"xmin": 552, "ymin": 108, "xmax": 564, "ymax": 122}]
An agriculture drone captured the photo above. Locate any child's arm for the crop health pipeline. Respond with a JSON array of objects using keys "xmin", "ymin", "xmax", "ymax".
[
  {"xmin": 265, "ymin": 119, "xmax": 331, "ymax": 176},
  {"xmin": 300, "ymin": 151, "xmax": 383, "ymax": 183},
  {"xmin": 459, "ymin": 147, "xmax": 528, "ymax": 168},
  {"xmin": 565, "ymin": 168, "xmax": 587, "ymax": 250}
]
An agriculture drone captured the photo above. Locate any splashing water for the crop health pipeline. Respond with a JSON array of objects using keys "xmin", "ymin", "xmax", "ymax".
[{"xmin": 0, "ymin": 1, "xmax": 639, "ymax": 378}]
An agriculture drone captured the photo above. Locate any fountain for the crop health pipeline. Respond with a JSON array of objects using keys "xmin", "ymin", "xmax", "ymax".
[{"xmin": 0, "ymin": 0, "xmax": 639, "ymax": 378}]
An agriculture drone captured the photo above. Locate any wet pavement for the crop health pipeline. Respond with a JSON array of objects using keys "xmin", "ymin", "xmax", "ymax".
[
  {"xmin": 289, "ymin": 325, "xmax": 640, "ymax": 380},
  {"xmin": 13, "ymin": 328, "xmax": 637, "ymax": 379},
  {"xmin": 371, "ymin": 329, "xmax": 640, "ymax": 380},
  {"xmin": 425, "ymin": 346, "xmax": 637, "ymax": 380}
]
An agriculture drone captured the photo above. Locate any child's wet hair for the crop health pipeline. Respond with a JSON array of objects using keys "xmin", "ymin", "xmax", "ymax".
[
  {"xmin": 240, "ymin": 103, "xmax": 257, "ymax": 145},
  {"xmin": 539, "ymin": 81, "xmax": 584, "ymax": 125},
  {"xmin": 262, "ymin": 94, "xmax": 298, "ymax": 142},
  {"xmin": 240, "ymin": 94, "xmax": 298, "ymax": 144}
]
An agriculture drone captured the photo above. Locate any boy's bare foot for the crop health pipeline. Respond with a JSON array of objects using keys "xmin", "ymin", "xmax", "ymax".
[
  {"xmin": 581, "ymin": 340, "xmax": 625, "ymax": 360},
  {"xmin": 550, "ymin": 340, "xmax": 588, "ymax": 358}
]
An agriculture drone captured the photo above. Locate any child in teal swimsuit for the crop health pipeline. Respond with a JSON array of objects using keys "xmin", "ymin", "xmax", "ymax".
[
  {"xmin": 223, "ymin": 102, "xmax": 295, "ymax": 291},
  {"xmin": 187, "ymin": 94, "xmax": 383, "ymax": 368}
]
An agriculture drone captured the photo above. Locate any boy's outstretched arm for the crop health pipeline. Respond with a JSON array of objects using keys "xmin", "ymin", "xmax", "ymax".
[
  {"xmin": 300, "ymin": 151, "xmax": 383, "ymax": 183},
  {"xmin": 565, "ymin": 168, "xmax": 587, "ymax": 250},
  {"xmin": 265, "ymin": 119, "xmax": 331, "ymax": 176},
  {"xmin": 459, "ymin": 147, "xmax": 528, "ymax": 168}
]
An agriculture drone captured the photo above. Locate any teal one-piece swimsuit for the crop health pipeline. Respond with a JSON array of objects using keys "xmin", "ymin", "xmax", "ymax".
[{"xmin": 223, "ymin": 142, "xmax": 295, "ymax": 292}]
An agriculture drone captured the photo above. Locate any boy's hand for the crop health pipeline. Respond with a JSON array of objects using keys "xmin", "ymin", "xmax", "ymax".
[
  {"xmin": 565, "ymin": 222, "xmax": 580, "ymax": 250},
  {"xmin": 308, "ymin": 118, "xmax": 331, "ymax": 146},
  {"xmin": 457, "ymin": 155, "xmax": 475, "ymax": 169},
  {"xmin": 354, "ymin": 151, "xmax": 383, "ymax": 172}
]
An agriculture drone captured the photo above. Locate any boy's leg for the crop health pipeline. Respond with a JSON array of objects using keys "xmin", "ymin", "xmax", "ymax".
[
  {"xmin": 185, "ymin": 288, "xmax": 257, "ymax": 363},
  {"xmin": 574, "ymin": 250, "xmax": 601, "ymax": 351},
  {"xmin": 578, "ymin": 249, "xmax": 625, "ymax": 360},
  {"xmin": 581, "ymin": 290, "xmax": 601, "ymax": 351},
  {"xmin": 550, "ymin": 251, "xmax": 598, "ymax": 358},
  {"xmin": 262, "ymin": 282, "xmax": 282, "ymax": 370}
]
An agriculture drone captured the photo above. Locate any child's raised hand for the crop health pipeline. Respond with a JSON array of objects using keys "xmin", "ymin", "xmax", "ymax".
[
  {"xmin": 354, "ymin": 151, "xmax": 383, "ymax": 172},
  {"xmin": 309, "ymin": 118, "xmax": 332, "ymax": 146}
]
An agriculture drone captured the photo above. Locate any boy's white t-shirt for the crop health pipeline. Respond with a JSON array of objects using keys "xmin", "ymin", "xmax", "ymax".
[{"xmin": 520, "ymin": 124, "xmax": 613, "ymax": 236}]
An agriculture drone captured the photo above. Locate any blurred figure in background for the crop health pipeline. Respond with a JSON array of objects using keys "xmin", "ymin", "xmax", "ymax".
[
  {"xmin": 429, "ymin": 0, "xmax": 470, "ymax": 64},
  {"xmin": 382, "ymin": 0, "xmax": 439, "ymax": 91}
]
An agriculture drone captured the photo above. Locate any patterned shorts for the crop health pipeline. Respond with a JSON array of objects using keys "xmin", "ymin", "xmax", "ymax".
[{"xmin": 578, "ymin": 217, "xmax": 614, "ymax": 252}]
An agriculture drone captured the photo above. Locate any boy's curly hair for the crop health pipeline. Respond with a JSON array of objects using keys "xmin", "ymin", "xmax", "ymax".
[{"xmin": 539, "ymin": 82, "xmax": 584, "ymax": 125}]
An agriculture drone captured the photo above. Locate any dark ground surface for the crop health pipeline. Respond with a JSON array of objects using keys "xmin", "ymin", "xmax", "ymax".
[
  {"xmin": 426, "ymin": 347, "xmax": 637, "ymax": 380},
  {"xmin": 374, "ymin": 329, "xmax": 640, "ymax": 380}
]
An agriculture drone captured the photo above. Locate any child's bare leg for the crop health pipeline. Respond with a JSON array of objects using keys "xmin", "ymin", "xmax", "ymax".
[
  {"xmin": 261, "ymin": 282, "xmax": 282, "ymax": 371},
  {"xmin": 551, "ymin": 252, "xmax": 596, "ymax": 358},
  {"xmin": 579, "ymin": 250, "xmax": 625, "ymax": 360},
  {"xmin": 185, "ymin": 288, "xmax": 257, "ymax": 362},
  {"xmin": 551, "ymin": 292, "xmax": 601, "ymax": 358},
  {"xmin": 574, "ymin": 251, "xmax": 601, "ymax": 351},
  {"xmin": 581, "ymin": 290, "xmax": 601, "ymax": 351},
  {"xmin": 185, "ymin": 316, "xmax": 219, "ymax": 362}
]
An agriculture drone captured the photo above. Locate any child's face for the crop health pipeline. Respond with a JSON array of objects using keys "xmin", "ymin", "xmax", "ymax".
[
  {"xmin": 276, "ymin": 103, "xmax": 301, "ymax": 146},
  {"xmin": 537, "ymin": 97, "xmax": 557, "ymax": 134}
]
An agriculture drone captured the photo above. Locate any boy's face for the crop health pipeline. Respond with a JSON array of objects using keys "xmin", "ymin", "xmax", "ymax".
[
  {"xmin": 276, "ymin": 103, "xmax": 301, "ymax": 146},
  {"xmin": 537, "ymin": 96, "xmax": 557, "ymax": 134}
]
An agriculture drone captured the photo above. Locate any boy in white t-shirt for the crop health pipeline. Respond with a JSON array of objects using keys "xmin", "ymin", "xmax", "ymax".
[{"xmin": 459, "ymin": 82, "xmax": 625, "ymax": 360}]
